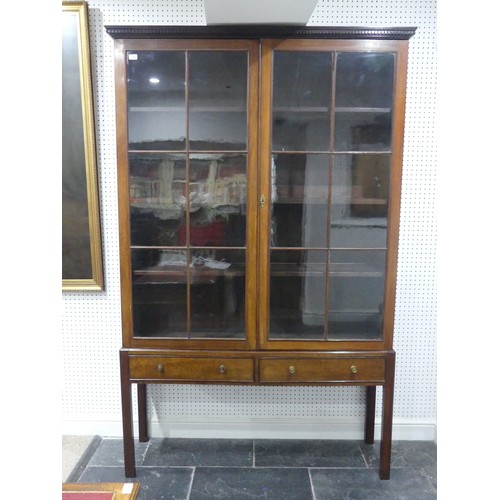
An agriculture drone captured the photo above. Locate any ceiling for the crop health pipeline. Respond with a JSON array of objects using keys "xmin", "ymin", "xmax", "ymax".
[{"xmin": 203, "ymin": 0, "xmax": 320, "ymax": 25}]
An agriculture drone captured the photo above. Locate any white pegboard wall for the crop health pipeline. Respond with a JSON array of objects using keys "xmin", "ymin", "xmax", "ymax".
[{"xmin": 62, "ymin": 0, "xmax": 437, "ymax": 436}]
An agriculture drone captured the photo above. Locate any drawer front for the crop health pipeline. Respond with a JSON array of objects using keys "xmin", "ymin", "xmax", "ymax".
[
  {"xmin": 129, "ymin": 356, "xmax": 255, "ymax": 383},
  {"xmin": 259, "ymin": 357, "xmax": 385, "ymax": 384}
]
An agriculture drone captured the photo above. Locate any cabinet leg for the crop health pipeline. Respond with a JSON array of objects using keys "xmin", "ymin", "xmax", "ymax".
[
  {"xmin": 364, "ymin": 386, "xmax": 376, "ymax": 445},
  {"xmin": 120, "ymin": 351, "xmax": 136, "ymax": 478},
  {"xmin": 138, "ymin": 383, "xmax": 149, "ymax": 442},
  {"xmin": 379, "ymin": 352, "xmax": 395, "ymax": 480}
]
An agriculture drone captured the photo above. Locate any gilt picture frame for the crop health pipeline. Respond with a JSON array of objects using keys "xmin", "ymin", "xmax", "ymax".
[{"xmin": 62, "ymin": 1, "xmax": 104, "ymax": 290}]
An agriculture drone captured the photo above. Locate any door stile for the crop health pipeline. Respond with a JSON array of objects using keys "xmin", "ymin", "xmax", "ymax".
[
  {"xmin": 245, "ymin": 41, "xmax": 260, "ymax": 350},
  {"xmin": 257, "ymin": 40, "xmax": 275, "ymax": 350}
]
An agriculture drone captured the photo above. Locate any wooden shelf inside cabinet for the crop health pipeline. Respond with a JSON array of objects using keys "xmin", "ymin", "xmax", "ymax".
[
  {"xmin": 269, "ymin": 262, "xmax": 383, "ymax": 277},
  {"xmin": 274, "ymin": 197, "xmax": 388, "ymax": 205},
  {"xmin": 334, "ymin": 107, "xmax": 392, "ymax": 113},
  {"xmin": 351, "ymin": 198, "xmax": 388, "ymax": 205},
  {"xmin": 274, "ymin": 106, "xmax": 329, "ymax": 112},
  {"xmin": 275, "ymin": 197, "xmax": 328, "ymax": 204},
  {"xmin": 133, "ymin": 263, "xmax": 245, "ymax": 284},
  {"xmin": 273, "ymin": 107, "xmax": 392, "ymax": 113},
  {"xmin": 129, "ymin": 106, "xmax": 247, "ymax": 113}
]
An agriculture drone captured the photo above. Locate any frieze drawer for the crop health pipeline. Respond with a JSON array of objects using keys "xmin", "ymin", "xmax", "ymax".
[
  {"xmin": 129, "ymin": 356, "xmax": 255, "ymax": 383},
  {"xmin": 259, "ymin": 357, "xmax": 386, "ymax": 384}
]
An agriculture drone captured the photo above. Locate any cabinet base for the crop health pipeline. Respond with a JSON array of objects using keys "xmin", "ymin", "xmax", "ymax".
[{"xmin": 119, "ymin": 349, "xmax": 395, "ymax": 479}]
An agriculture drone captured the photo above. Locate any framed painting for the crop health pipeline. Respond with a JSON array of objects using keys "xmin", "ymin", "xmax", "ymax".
[{"xmin": 62, "ymin": 1, "xmax": 104, "ymax": 290}]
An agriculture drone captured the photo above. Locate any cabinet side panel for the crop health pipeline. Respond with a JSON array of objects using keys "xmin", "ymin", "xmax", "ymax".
[
  {"xmin": 114, "ymin": 39, "xmax": 134, "ymax": 346},
  {"xmin": 383, "ymin": 41, "xmax": 409, "ymax": 350}
]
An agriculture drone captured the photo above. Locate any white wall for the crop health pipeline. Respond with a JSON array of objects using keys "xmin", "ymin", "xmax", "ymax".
[{"xmin": 62, "ymin": 0, "xmax": 437, "ymax": 440}]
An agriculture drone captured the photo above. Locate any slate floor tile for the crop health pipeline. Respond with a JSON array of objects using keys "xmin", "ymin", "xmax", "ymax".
[
  {"xmin": 255, "ymin": 439, "xmax": 366, "ymax": 468},
  {"xmin": 189, "ymin": 467, "xmax": 313, "ymax": 500},
  {"xmin": 310, "ymin": 467, "xmax": 437, "ymax": 500},
  {"xmin": 360, "ymin": 440, "xmax": 437, "ymax": 469},
  {"xmin": 422, "ymin": 464, "xmax": 437, "ymax": 491},
  {"xmin": 78, "ymin": 465, "xmax": 194, "ymax": 500},
  {"xmin": 86, "ymin": 438, "xmax": 150, "ymax": 467},
  {"xmin": 142, "ymin": 438, "xmax": 254, "ymax": 467},
  {"xmin": 67, "ymin": 438, "xmax": 438, "ymax": 499}
]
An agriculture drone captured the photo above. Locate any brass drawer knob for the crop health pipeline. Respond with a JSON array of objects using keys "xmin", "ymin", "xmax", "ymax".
[
  {"xmin": 288, "ymin": 365, "xmax": 296, "ymax": 374},
  {"xmin": 156, "ymin": 363, "xmax": 164, "ymax": 373},
  {"xmin": 351, "ymin": 365, "xmax": 358, "ymax": 374},
  {"xmin": 219, "ymin": 364, "xmax": 226, "ymax": 374}
]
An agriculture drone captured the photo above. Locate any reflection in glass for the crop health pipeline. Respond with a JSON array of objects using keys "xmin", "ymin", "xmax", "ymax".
[
  {"xmin": 271, "ymin": 154, "xmax": 329, "ymax": 248},
  {"xmin": 334, "ymin": 52, "xmax": 394, "ymax": 153},
  {"xmin": 128, "ymin": 153, "xmax": 248, "ymax": 247},
  {"xmin": 327, "ymin": 250, "xmax": 386, "ymax": 340},
  {"xmin": 335, "ymin": 52, "xmax": 395, "ymax": 109},
  {"xmin": 187, "ymin": 154, "xmax": 247, "ymax": 247},
  {"xmin": 128, "ymin": 153, "xmax": 187, "ymax": 246},
  {"xmin": 269, "ymin": 250, "xmax": 326, "ymax": 339},
  {"xmin": 334, "ymin": 112, "xmax": 392, "ymax": 152},
  {"xmin": 127, "ymin": 51, "xmax": 186, "ymax": 150},
  {"xmin": 330, "ymin": 154, "xmax": 390, "ymax": 249},
  {"xmin": 131, "ymin": 249, "xmax": 188, "ymax": 337},
  {"xmin": 131, "ymin": 247, "xmax": 246, "ymax": 339},
  {"xmin": 265, "ymin": 50, "xmax": 396, "ymax": 344},
  {"xmin": 190, "ymin": 249, "xmax": 245, "ymax": 338},
  {"xmin": 349, "ymin": 154, "xmax": 390, "ymax": 218},
  {"xmin": 272, "ymin": 52, "xmax": 332, "ymax": 151},
  {"xmin": 188, "ymin": 51, "xmax": 247, "ymax": 151}
]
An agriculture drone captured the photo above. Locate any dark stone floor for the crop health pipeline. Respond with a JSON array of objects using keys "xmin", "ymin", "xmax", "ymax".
[{"xmin": 68, "ymin": 437, "xmax": 437, "ymax": 499}]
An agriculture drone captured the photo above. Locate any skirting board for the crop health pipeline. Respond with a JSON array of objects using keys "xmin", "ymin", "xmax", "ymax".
[{"xmin": 62, "ymin": 417, "xmax": 437, "ymax": 442}]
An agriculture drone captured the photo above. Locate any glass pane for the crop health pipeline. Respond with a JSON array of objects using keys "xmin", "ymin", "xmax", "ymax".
[
  {"xmin": 127, "ymin": 51, "xmax": 186, "ymax": 150},
  {"xmin": 190, "ymin": 249, "xmax": 245, "ymax": 338},
  {"xmin": 272, "ymin": 52, "xmax": 332, "ymax": 151},
  {"xmin": 129, "ymin": 153, "xmax": 186, "ymax": 246},
  {"xmin": 330, "ymin": 154, "xmax": 389, "ymax": 248},
  {"xmin": 269, "ymin": 250, "xmax": 326, "ymax": 340},
  {"xmin": 188, "ymin": 51, "xmax": 247, "ymax": 151},
  {"xmin": 334, "ymin": 52, "xmax": 394, "ymax": 152},
  {"xmin": 132, "ymin": 249, "xmax": 188, "ymax": 337},
  {"xmin": 186, "ymin": 154, "xmax": 247, "ymax": 247},
  {"xmin": 334, "ymin": 112, "xmax": 392, "ymax": 152},
  {"xmin": 271, "ymin": 154, "xmax": 330, "ymax": 248},
  {"xmin": 335, "ymin": 52, "xmax": 395, "ymax": 109},
  {"xmin": 327, "ymin": 250, "xmax": 386, "ymax": 340}
]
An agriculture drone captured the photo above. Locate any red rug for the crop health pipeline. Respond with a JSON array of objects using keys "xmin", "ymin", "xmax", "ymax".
[
  {"xmin": 63, "ymin": 494, "xmax": 113, "ymax": 500},
  {"xmin": 62, "ymin": 483, "xmax": 139, "ymax": 499}
]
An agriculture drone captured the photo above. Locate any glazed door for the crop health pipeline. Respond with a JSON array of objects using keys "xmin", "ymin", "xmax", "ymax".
[
  {"xmin": 116, "ymin": 40, "xmax": 259, "ymax": 348},
  {"xmin": 258, "ymin": 39, "xmax": 405, "ymax": 350}
]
